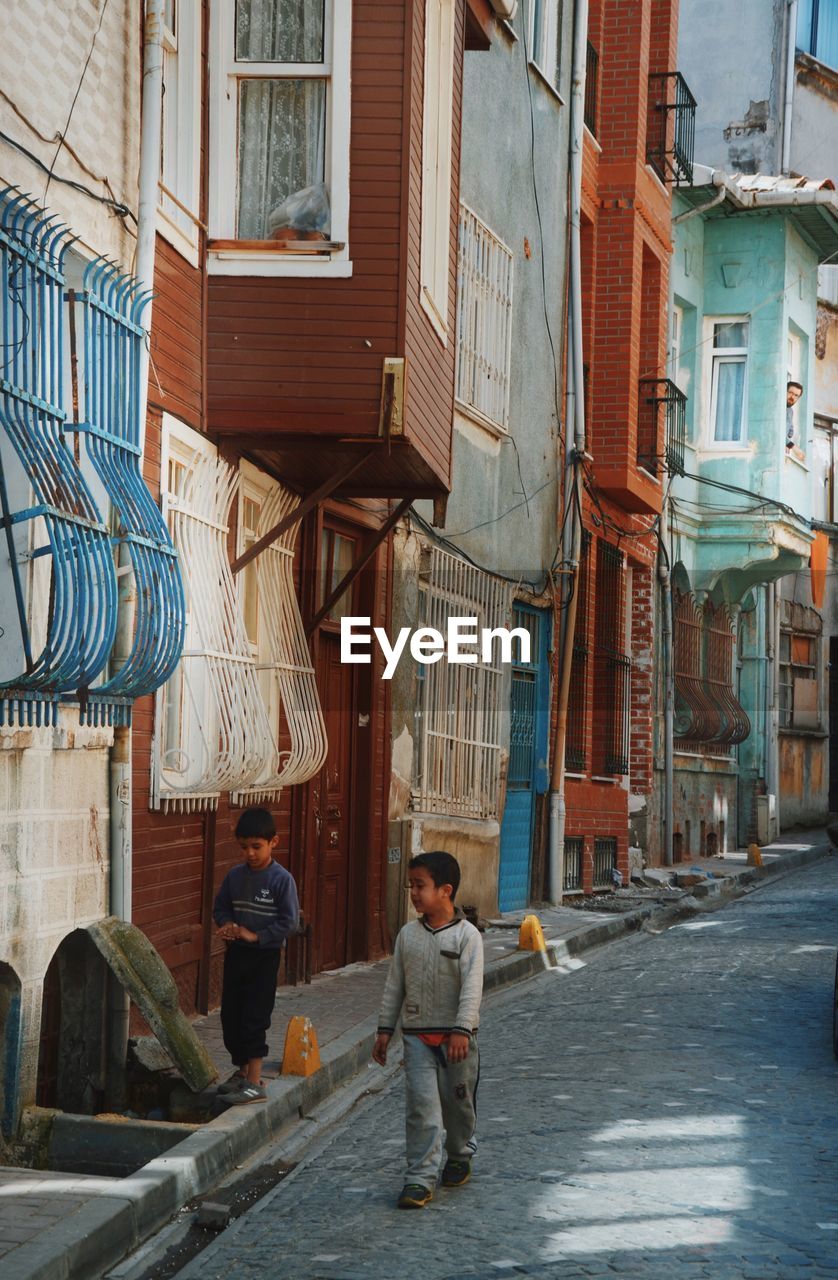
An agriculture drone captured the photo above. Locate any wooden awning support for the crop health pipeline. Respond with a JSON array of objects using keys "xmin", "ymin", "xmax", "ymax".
[
  {"xmin": 306, "ymin": 497, "xmax": 413, "ymax": 634},
  {"xmin": 231, "ymin": 449, "xmax": 376, "ymax": 576}
]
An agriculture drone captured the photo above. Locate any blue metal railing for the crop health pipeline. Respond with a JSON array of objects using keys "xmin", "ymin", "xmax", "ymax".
[
  {"xmin": 0, "ymin": 189, "xmax": 116, "ymax": 722},
  {"xmin": 71, "ymin": 257, "xmax": 185, "ymax": 723},
  {"xmin": 0, "ymin": 190, "xmax": 184, "ymax": 727}
]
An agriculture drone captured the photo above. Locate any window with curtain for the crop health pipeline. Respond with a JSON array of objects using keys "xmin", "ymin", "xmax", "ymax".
[
  {"xmin": 797, "ymin": 0, "xmax": 838, "ymax": 71},
  {"xmin": 159, "ymin": 0, "xmax": 201, "ymax": 258},
  {"xmin": 527, "ymin": 0, "xmax": 561, "ymax": 87},
  {"xmin": 709, "ymin": 320, "xmax": 749, "ymax": 445},
  {"xmin": 209, "ymin": 0, "xmax": 351, "ymax": 267}
]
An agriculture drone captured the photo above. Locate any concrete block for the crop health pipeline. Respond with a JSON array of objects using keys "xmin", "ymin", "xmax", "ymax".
[
  {"xmin": 195, "ymin": 1201, "xmax": 231, "ymax": 1230},
  {"xmin": 49, "ymin": 1112, "xmax": 198, "ymax": 1179}
]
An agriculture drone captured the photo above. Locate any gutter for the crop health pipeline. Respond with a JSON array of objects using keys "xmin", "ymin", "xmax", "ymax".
[
  {"xmin": 107, "ymin": 0, "xmax": 165, "ymax": 1108},
  {"xmin": 548, "ymin": 0, "xmax": 588, "ymax": 905}
]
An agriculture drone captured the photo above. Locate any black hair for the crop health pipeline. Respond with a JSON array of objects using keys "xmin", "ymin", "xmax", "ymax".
[
  {"xmin": 787, "ymin": 380, "xmax": 804, "ymax": 392},
  {"xmin": 408, "ymin": 851, "xmax": 461, "ymax": 898},
  {"xmin": 234, "ymin": 807, "xmax": 276, "ymax": 840}
]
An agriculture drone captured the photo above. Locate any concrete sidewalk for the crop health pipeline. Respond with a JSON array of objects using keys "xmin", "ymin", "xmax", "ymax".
[{"xmin": 1, "ymin": 827, "xmax": 833, "ymax": 1280}]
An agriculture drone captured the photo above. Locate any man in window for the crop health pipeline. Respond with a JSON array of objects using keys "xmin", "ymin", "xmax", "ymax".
[{"xmin": 786, "ymin": 380, "xmax": 803, "ymax": 450}]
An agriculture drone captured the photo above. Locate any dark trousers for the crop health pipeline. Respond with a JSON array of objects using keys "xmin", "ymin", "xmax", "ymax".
[{"xmin": 220, "ymin": 944, "xmax": 281, "ymax": 1066}]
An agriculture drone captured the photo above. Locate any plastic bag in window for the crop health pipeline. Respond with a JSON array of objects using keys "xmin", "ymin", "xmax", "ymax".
[{"xmin": 267, "ymin": 182, "xmax": 331, "ymax": 240}]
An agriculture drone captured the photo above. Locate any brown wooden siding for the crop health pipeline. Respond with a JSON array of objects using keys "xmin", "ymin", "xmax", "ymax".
[{"xmin": 150, "ymin": 235, "xmax": 204, "ymax": 431}]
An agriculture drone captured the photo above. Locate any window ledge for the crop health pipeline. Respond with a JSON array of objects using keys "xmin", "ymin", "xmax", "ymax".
[
  {"xmin": 583, "ymin": 125, "xmax": 602, "ymax": 153},
  {"xmin": 157, "ymin": 208, "xmax": 200, "ymax": 269},
  {"xmin": 784, "ymin": 448, "xmax": 809, "ymax": 472},
  {"xmin": 528, "ymin": 60, "xmax": 565, "ymax": 106},
  {"xmin": 208, "ymin": 249, "xmax": 353, "ymax": 279},
  {"xmin": 455, "ymin": 397, "xmax": 509, "ymax": 439},
  {"xmin": 779, "ymin": 726, "xmax": 827, "ymax": 739}
]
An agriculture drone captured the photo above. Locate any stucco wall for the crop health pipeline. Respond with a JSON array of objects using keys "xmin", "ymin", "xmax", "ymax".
[
  {"xmin": 0, "ymin": 0, "xmax": 140, "ymax": 267},
  {"xmin": 0, "ymin": 718, "xmax": 111, "ymax": 1124},
  {"xmin": 677, "ymin": 0, "xmax": 786, "ymax": 173}
]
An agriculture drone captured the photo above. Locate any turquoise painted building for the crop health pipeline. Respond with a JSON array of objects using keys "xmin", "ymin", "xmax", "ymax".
[{"xmin": 659, "ymin": 170, "xmax": 838, "ymax": 855}]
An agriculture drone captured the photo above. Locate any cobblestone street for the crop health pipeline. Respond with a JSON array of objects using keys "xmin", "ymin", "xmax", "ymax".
[{"xmin": 172, "ymin": 859, "xmax": 838, "ymax": 1280}]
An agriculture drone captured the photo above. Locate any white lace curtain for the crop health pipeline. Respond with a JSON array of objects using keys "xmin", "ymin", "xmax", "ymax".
[{"xmin": 236, "ymin": 0, "xmax": 328, "ymax": 239}]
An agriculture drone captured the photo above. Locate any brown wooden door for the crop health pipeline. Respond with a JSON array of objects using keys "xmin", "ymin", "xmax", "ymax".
[{"xmin": 314, "ymin": 630, "xmax": 355, "ymax": 970}]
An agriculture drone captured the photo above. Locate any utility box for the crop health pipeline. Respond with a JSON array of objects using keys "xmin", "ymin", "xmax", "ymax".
[{"xmin": 756, "ymin": 794, "xmax": 777, "ymax": 845}]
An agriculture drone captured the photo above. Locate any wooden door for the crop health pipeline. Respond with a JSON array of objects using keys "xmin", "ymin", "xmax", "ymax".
[{"xmin": 314, "ymin": 630, "xmax": 356, "ymax": 970}]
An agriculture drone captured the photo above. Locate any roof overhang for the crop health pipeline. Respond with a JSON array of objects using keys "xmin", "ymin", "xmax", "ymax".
[{"xmin": 676, "ymin": 167, "xmax": 838, "ymax": 261}]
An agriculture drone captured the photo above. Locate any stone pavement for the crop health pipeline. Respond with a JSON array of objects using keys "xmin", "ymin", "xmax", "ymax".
[
  {"xmin": 0, "ymin": 826, "xmax": 832, "ymax": 1280},
  {"xmin": 173, "ymin": 853, "xmax": 838, "ymax": 1280}
]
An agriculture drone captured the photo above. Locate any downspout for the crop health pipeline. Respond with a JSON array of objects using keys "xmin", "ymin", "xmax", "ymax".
[
  {"xmin": 671, "ymin": 173, "xmax": 726, "ymax": 224},
  {"xmin": 549, "ymin": 0, "xmax": 588, "ymax": 905},
  {"xmin": 107, "ymin": 0, "xmax": 164, "ymax": 1107},
  {"xmin": 659, "ymin": 511, "xmax": 674, "ymax": 867},
  {"xmin": 782, "ymin": 0, "xmax": 799, "ymax": 175}
]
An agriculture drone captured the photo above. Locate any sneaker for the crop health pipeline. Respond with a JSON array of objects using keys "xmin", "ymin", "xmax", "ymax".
[
  {"xmin": 441, "ymin": 1159, "xmax": 471, "ymax": 1188},
  {"xmin": 223, "ymin": 1083, "xmax": 267, "ymax": 1105},
  {"xmin": 216, "ymin": 1071, "xmax": 246, "ymax": 1095},
  {"xmin": 397, "ymin": 1183, "xmax": 433, "ymax": 1209}
]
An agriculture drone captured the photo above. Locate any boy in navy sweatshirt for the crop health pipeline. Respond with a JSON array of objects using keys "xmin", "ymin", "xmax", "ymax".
[{"xmin": 212, "ymin": 807, "xmax": 299, "ymax": 1103}]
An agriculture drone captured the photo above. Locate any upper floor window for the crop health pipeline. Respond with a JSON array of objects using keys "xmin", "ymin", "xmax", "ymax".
[
  {"xmin": 527, "ymin": 0, "xmax": 561, "ymax": 89},
  {"xmin": 798, "ymin": 0, "xmax": 838, "ymax": 71},
  {"xmin": 708, "ymin": 319, "xmax": 749, "ymax": 446},
  {"xmin": 159, "ymin": 0, "xmax": 202, "ymax": 265},
  {"xmin": 455, "ymin": 204, "xmax": 514, "ymax": 431},
  {"xmin": 209, "ymin": 0, "xmax": 352, "ymax": 277},
  {"xmin": 420, "ymin": 0, "xmax": 456, "ymax": 340}
]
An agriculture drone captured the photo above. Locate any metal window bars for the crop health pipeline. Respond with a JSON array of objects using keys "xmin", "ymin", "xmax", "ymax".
[
  {"xmin": 69, "ymin": 256, "xmax": 185, "ymax": 725},
  {"xmin": 584, "ymin": 42, "xmax": 599, "ymax": 135},
  {"xmin": 593, "ymin": 541, "xmax": 631, "ymax": 776},
  {"xmin": 0, "ymin": 192, "xmax": 110, "ymax": 725},
  {"xmin": 455, "ymin": 204, "xmax": 514, "ymax": 431},
  {"xmin": 593, "ymin": 836, "xmax": 617, "ymax": 890},
  {"xmin": 232, "ymin": 480, "xmax": 328, "ymax": 804},
  {"xmin": 413, "ymin": 545, "xmax": 513, "ymax": 820},
  {"xmin": 563, "ymin": 835, "xmax": 583, "ymax": 893},
  {"xmin": 152, "ymin": 450, "xmax": 276, "ymax": 811},
  {"xmin": 646, "ymin": 72, "xmax": 696, "ymax": 186},
  {"xmin": 673, "ymin": 591, "xmax": 750, "ymax": 750},
  {"xmin": 565, "ymin": 529, "xmax": 591, "ymax": 772},
  {"xmin": 637, "ymin": 378, "xmax": 687, "ymax": 477}
]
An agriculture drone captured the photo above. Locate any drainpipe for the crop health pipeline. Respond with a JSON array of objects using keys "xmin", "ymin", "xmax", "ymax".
[
  {"xmin": 106, "ymin": 0, "xmax": 164, "ymax": 1108},
  {"xmin": 659, "ymin": 523, "xmax": 674, "ymax": 867},
  {"xmin": 764, "ymin": 581, "xmax": 778, "ymax": 844},
  {"xmin": 671, "ymin": 172, "xmax": 727, "ymax": 224},
  {"xmin": 549, "ymin": 0, "xmax": 588, "ymax": 905},
  {"xmin": 782, "ymin": 0, "xmax": 799, "ymax": 175}
]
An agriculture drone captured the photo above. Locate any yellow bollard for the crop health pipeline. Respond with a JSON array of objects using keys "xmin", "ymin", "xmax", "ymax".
[
  {"xmin": 518, "ymin": 914, "xmax": 547, "ymax": 952},
  {"xmin": 281, "ymin": 1015, "xmax": 322, "ymax": 1077},
  {"xmin": 747, "ymin": 843, "xmax": 763, "ymax": 867}
]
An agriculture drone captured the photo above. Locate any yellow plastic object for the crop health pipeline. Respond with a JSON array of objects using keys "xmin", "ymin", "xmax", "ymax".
[
  {"xmin": 518, "ymin": 914, "xmax": 547, "ymax": 952},
  {"xmin": 281, "ymin": 1015, "xmax": 322, "ymax": 1076},
  {"xmin": 747, "ymin": 843, "xmax": 763, "ymax": 867}
]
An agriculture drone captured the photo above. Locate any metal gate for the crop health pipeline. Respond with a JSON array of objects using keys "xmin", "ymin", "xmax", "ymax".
[{"xmin": 498, "ymin": 606, "xmax": 550, "ymax": 911}]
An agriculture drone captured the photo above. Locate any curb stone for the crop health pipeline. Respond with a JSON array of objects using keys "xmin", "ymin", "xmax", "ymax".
[{"xmin": 7, "ymin": 839, "xmax": 833, "ymax": 1280}]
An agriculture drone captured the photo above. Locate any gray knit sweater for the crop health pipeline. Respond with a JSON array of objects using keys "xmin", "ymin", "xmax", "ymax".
[{"xmin": 377, "ymin": 911, "xmax": 484, "ymax": 1038}]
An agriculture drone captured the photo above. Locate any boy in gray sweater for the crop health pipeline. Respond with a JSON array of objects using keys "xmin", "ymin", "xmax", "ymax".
[{"xmin": 373, "ymin": 851, "xmax": 483, "ymax": 1208}]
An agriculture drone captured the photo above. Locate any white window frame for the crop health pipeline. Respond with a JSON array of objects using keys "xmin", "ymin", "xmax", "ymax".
[
  {"xmin": 779, "ymin": 626, "xmax": 820, "ymax": 731},
  {"xmin": 455, "ymin": 203, "xmax": 514, "ymax": 432},
  {"xmin": 209, "ymin": 0, "xmax": 352, "ymax": 278},
  {"xmin": 420, "ymin": 0, "xmax": 456, "ymax": 342},
  {"xmin": 786, "ymin": 327, "xmax": 806, "ymax": 458},
  {"xmin": 158, "ymin": 0, "xmax": 202, "ymax": 268},
  {"xmin": 527, "ymin": 0, "xmax": 560, "ymax": 88},
  {"xmin": 704, "ymin": 316, "xmax": 750, "ymax": 450}
]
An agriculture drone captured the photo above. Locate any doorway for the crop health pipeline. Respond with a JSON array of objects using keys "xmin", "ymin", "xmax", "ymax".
[{"xmin": 498, "ymin": 605, "xmax": 551, "ymax": 911}]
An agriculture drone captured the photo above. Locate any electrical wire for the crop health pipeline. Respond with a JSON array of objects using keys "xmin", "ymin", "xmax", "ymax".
[
  {"xmin": 44, "ymin": 0, "xmax": 112, "ymax": 203},
  {"xmin": 0, "ymin": 129, "xmax": 136, "ymax": 224}
]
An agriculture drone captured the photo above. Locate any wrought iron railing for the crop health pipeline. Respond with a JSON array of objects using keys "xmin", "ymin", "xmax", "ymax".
[
  {"xmin": 646, "ymin": 71, "xmax": 696, "ymax": 185},
  {"xmin": 593, "ymin": 837, "xmax": 617, "ymax": 890},
  {"xmin": 637, "ymin": 378, "xmax": 687, "ymax": 477},
  {"xmin": 604, "ymin": 652, "xmax": 632, "ymax": 775},
  {"xmin": 584, "ymin": 42, "xmax": 599, "ymax": 135},
  {"xmin": 564, "ymin": 836, "xmax": 583, "ymax": 893},
  {"xmin": 565, "ymin": 530, "xmax": 591, "ymax": 771}
]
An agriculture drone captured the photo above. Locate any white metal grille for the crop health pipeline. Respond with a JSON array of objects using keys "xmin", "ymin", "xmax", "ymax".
[
  {"xmin": 455, "ymin": 203, "xmax": 514, "ymax": 430},
  {"xmin": 153, "ymin": 450, "xmax": 276, "ymax": 812},
  {"xmin": 413, "ymin": 546, "xmax": 513, "ymax": 819},
  {"xmin": 233, "ymin": 480, "xmax": 328, "ymax": 803}
]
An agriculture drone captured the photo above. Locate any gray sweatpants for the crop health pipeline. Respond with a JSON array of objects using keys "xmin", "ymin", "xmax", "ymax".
[{"xmin": 402, "ymin": 1033, "xmax": 479, "ymax": 1189}]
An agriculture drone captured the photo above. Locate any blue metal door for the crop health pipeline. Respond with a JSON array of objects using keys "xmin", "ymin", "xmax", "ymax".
[{"xmin": 498, "ymin": 606, "xmax": 550, "ymax": 912}]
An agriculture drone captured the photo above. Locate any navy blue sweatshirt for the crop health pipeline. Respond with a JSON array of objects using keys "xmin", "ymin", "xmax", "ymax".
[{"xmin": 213, "ymin": 861, "xmax": 299, "ymax": 950}]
